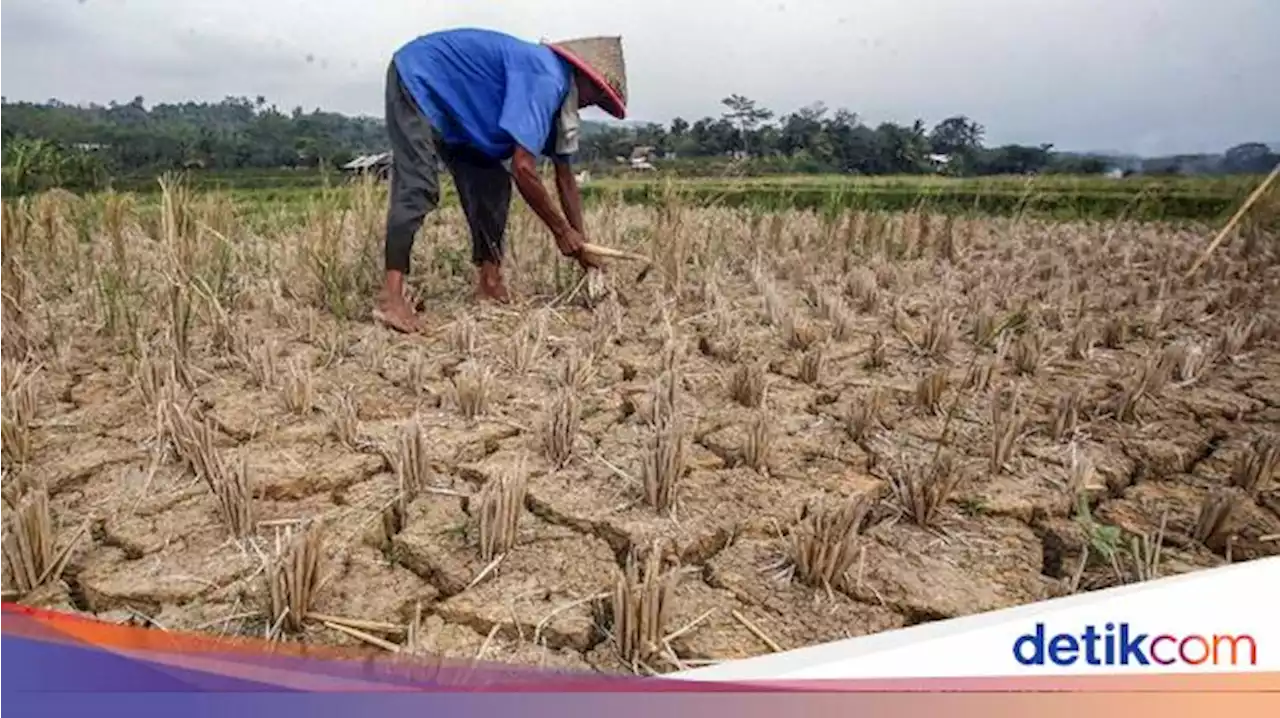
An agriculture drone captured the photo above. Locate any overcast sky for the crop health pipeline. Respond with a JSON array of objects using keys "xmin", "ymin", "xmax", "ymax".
[{"xmin": 3, "ymin": 0, "xmax": 1276, "ymax": 155}]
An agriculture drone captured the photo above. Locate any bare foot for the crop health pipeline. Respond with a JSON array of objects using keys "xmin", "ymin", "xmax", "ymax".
[
  {"xmin": 475, "ymin": 279, "xmax": 511, "ymax": 304},
  {"xmin": 475, "ymin": 263, "xmax": 511, "ymax": 304},
  {"xmin": 373, "ymin": 291, "xmax": 421, "ymax": 333}
]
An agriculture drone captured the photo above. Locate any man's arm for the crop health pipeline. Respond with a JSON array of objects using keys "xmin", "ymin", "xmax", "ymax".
[
  {"xmin": 553, "ymin": 158, "xmax": 585, "ymax": 234},
  {"xmin": 510, "ymin": 146, "xmax": 598, "ymax": 267},
  {"xmin": 511, "ymin": 146, "xmax": 575, "ymax": 245}
]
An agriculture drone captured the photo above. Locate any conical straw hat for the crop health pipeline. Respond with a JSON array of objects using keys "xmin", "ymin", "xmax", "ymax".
[{"xmin": 547, "ymin": 36, "xmax": 627, "ymax": 119}]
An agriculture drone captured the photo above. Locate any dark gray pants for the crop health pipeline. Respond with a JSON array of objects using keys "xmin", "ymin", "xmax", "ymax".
[{"xmin": 384, "ymin": 61, "xmax": 512, "ymax": 273}]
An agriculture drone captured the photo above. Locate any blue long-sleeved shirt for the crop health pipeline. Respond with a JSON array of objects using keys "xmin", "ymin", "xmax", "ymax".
[{"xmin": 393, "ymin": 28, "xmax": 579, "ymax": 160}]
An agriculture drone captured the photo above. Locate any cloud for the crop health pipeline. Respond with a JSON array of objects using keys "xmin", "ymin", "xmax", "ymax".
[{"xmin": 2, "ymin": 0, "xmax": 1276, "ymax": 154}]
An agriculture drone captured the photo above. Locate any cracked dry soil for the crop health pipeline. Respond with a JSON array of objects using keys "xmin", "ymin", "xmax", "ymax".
[{"xmin": 4, "ymin": 196, "xmax": 1278, "ymax": 675}]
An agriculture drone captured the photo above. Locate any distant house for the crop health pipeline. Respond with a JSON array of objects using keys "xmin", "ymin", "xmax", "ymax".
[
  {"xmin": 342, "ymin": 152, "xmax": 392, "ymax": 179},
  {"xmin": 626, "ymin": 146, "xmax": 657, "ymax": 171},
  {"xmin": 927, "ymin": 153, "xmax": 952, "ymax": 173},
  {"xmin": 1103, "ymin": 167, "xmax": 1125, "ymax": 179}
]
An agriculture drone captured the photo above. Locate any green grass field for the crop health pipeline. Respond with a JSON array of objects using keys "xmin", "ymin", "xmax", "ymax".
[{"xmin": 104, "ymin": 168, "xmax": 1266, "ymax": 222}]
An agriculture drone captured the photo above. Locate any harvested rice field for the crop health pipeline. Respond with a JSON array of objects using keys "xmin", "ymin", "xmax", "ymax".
[{"xmin": 2, "ymin": 179, "xmax": 1278, "ymax": 674}]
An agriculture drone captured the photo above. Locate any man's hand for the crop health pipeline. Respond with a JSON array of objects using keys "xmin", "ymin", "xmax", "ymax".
[{"xmin": 555, "ymin": 226, "xmax": 602, "ymax": 270}]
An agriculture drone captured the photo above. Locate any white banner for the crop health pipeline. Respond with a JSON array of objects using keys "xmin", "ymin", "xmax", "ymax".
[{"xmin": 673, "ymin": 557, "xmax": 1279, "ymax": 681}]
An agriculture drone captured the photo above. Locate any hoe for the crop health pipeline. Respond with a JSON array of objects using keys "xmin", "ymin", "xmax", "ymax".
[{"xmin": 581, "ymin": 242, "xmax": 655, "ymax": 285}]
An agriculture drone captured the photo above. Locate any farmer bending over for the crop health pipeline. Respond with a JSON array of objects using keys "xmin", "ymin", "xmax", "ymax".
[{"xmin": 375, "ymin": 28, "xmax": 628, "ymax": 333}]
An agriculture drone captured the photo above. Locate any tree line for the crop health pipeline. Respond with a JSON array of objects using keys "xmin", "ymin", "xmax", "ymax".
[
  {"xmin": 578, "ymin": 95, "xmax": 1277, "ymax": 178},
  {"xmin": 2, "ymin": 95, "xmax": 385, "ymax": 193},
  {"xmin": 2, "ymin": 94, "xmax": 1275, "ymax": 195}
]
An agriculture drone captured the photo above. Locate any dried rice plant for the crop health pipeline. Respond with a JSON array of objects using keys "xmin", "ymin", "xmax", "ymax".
[
  {"xmin": 888, "ymin": 450, "xmax": 961, "ymax": 528},
  {"xmin": 743, "ymin": 409, "xmax": 772, "ymax": 472},
  {"xmin": 760, "ymin": 279, "xmax": 787, "ymax": 326},
  {"xmin": 364, "ymin": 331, "xmax": 388, "ymax": 375},
  {"xmin": 1231, "ymin": 434, "xmax": 1278, "ymax": 496},
  {"xmin": 328, "ymin": 390, "xmax": 360, "ymax": 448},
  {"xmin": 245, "ymin": 337, "xmax": 279, "ymax": 389},
  {"xmin": 798, "ymin": 344, "xmax": 825, "ymax": 385},
  {"xmin": 698, "ymin": 328, "xmax": 742, "ymax": 363},
  {"xmin": 832, "ymin": 305, "xmax": 856, "ymax": 343},
  {"xmin": 163, "ymin": 403, "xmax": 253, "ymax": 539},
  {"xmin": 407, "ymin": 351, "xmax": 430, "ymax": 396},
  {"xmin": 700, "ymin": 270, "xmax": 724, "ymax": 313},
  {"xmin": 863, "ymin": 331, "xmax": 887, "ymax": 370},
  {"xmin": 1067, "ymin": 323, "xmax": 1094, "ymax": 360},
  {"xmin": 1140, "ymin": 301, "xmax": 1173, "ymax": 339},
  {"xmin": 1, "ymin": 471, "xmax": 39, "ymax": 513},
  {"xmin": 1192, "ymin": 489, "xmax": 1239, "ymax": 550},
  {"xmin": 311, "ymin": 323, "xmax": 346, "ymax": 369},
  {"xmin": 940, "ymin": 215, "xmax": 960, "ymax": 262},
  {"xmin": 1170, "ymin": 341, "xmax": 1209, "ymax": 383},
  {"xmin": 890, "ymin": 301, "xmax": 915, "ymax": 339},
  {"xmin": 964, "ymin": 352, "xmax": 999, "ymax": 393},
  {"xmin": 395, "ymin": 419, "xmax": 432, "ymax": 501},
  {"xmin": 641, "ymin": 413, "xmax": 687, "ymax": 513},
  {"xmin": 785, "ymin": 314, "xmax": 822, "ymax": 350},
  {"xmin": 921, "ymin": 307, "xmax": 956, "ymax": 358},
  {"xmin": 164, "ymin": 402, "xmax": 221, "ymax": 482},
  {"xmin": 450, "ymin": 362, "xmax": 493, "ymax": 419},
  {"xmin": 1041, "ymin": 304, "xmax": 1065, "ymax": 332},
  {"xmin": 213, "ymin": 455, "xmax": 255, "ymax": 540},
  {"xmin": 1, "ymin": 364, "xmax": 39, "ymax": 466},
  {"xmin": 915, "ymin": 369, "xmax": 949, "ymax": 415},
  {"xmin": 281, "ymin": 359, "xmax": 315, "ymax": 415},
  {"xmin": 845, "ymin": 389, "xmax": 885, "ymax": 443},
  {"xmin": 4, "ymin": 363, "xmax": 36, "ymax": 424},
  {"xmin": 589, "ymin": 299, "xmax": 624, "ymax": 359},
  {"xmin": 1066, "ymin": 443, "xmax": 1102, "ymax": 497},
  {"xmin": 786, "ymin": 492, "xmax": 872, "ymax": 590},
  {"xmin": 0, "ymin": 409, "xmax": 32, "ymax": 465},
  {"xmin": 658, "ymin": 322, "xmax": 684, "ymax": 376},
  {"xmin": 167, "ymin": 281, "xmax": 195, "ymax": 362},
  {"xmin": 1114, "ymin": 353, "xmax": 1173, "ymax": 423},
  {"xmin": 700, "ymin": 304, "xmax": 744, "ymax": 361},
  {"xmin": 508, "ymin": 313, "xmax": 546, "ymax": 375},
  {"xmin": 1051, "ymin": 389, "xmax": 1083, "ymax": 442},
  {"xmin": 560, "ymin": 345, "xmax": 595, "ymax": 392},
  {"xmin": 846, "ymin": 269, "xmax": 879, "ymax": 312},
  {"xmin": 1010, "ymin": 331, "xmax": 1043, "ymax": 376},
  {"xmin": 451, "ymin": 312, "xmax": 478, "ymax": 357},
  {"xmin": 1101, "ymin": 316, "xmax": 1129, "ymax": 349},
  {"xmin": 475, "ymin": 460, "xmax": 529, "ymax": 562},
  {"xmin": 1215, "ymin": 317, "xmax": 1256, "ymax": 362},
  {"xmin": 133, "ymin": 345, "xmax": 176, "ymax": 411},
  {"xmin": 816, "ymin": 291, "xmax": 845, "ymax": 322},
  {"xmin": 804, "ymin": 280, "xmax": 823, "ymax": 314},
  {"xmin": 610, "ymin": 545, "xmax": 680, "ymax": 667},
  {"xmin": 651, "ymin": 367, "xmax": 681, "ymax": 421},
  {"xmin": 266, "ymin": 524, "xmax": 325, "ymax": 635},
  {"xmin": 0, "ymin": 360, "xmax": 19, "ymax": 399},
  {"xmin": 1, "ymin": 489, "xmax": 58, "ymax": 596},
  {"xmin": 1127, "ymin": 513, "xmax": 1167, "ymax": 583},
  {"xmin": 990, "ymin": 389, "xmax": 1025, "ymax": 475},
  {"xmin": 542, "ymin": 389, "xmax": 581, "ymax": 468},
  {"xmin": 729, "ymin": 361, "xmax": 766, "ymax": 408}
]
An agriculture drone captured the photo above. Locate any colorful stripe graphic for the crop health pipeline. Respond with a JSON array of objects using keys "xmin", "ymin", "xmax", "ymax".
[{"xmin": 3, "ymin": 603, "xmax": 1275, "ymax": 716}]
